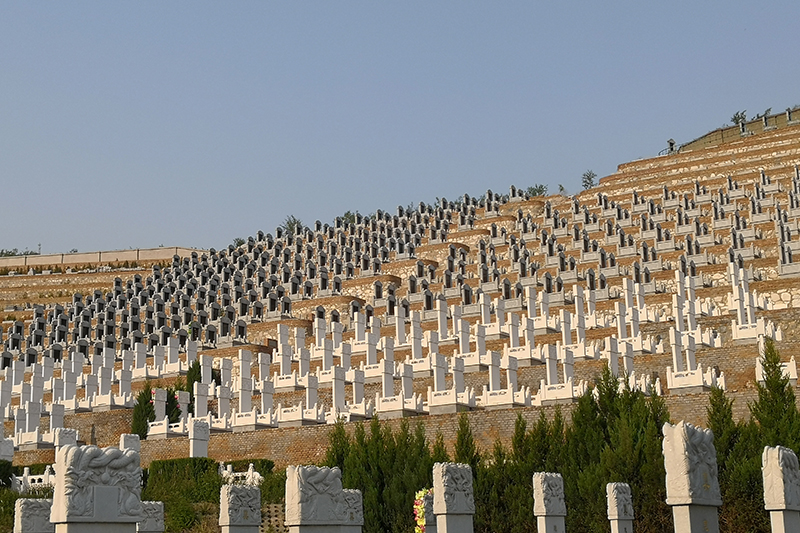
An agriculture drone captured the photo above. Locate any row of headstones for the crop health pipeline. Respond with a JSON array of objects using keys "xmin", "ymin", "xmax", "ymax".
[
  {"xmin": 2, "ymin": 339, "xmax": 203, "ymax": 430},
  {"xmin": 11, "ymin": 433, "xmax": 264, "ymax": 533},
  {"xmin": 3, "ymin": 226, "xmax": 778, "ymax": 418},
  {"xmin": 16, "ymin": 170, "xmax": 786, "ymax": 335},
  {"xmin": 556, "ymin": 169, "xmax": 800, "ymax": 280},
  {"xmin": 4, "ymin": 182, "xmax": 768, "ymax": 362},
  {"xmin": 335, "ymin": 420, "xmax": 796, "ymax": 533},
  {"xmin": 11, "ymin": 418, "xmax": 800, "ymax": 533},
  {"xmin": 5, "ymin": 263, "xmax": 773, "ymax": 441}
]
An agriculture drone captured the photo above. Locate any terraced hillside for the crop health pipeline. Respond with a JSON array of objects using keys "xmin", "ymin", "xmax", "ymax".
[{"xmin": 4, "ymin": 119, "xmax": 800, "ymax": 471}]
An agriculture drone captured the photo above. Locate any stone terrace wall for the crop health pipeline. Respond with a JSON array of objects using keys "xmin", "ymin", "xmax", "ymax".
[{"xmin": 0, "ymin": 246, "xmax": 205, "ymax": 269}]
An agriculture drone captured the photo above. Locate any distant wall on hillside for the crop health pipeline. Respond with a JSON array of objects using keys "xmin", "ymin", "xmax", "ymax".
[{"xmin": 0, "ymin": 246, "xmax": 205, "ymax": 269}]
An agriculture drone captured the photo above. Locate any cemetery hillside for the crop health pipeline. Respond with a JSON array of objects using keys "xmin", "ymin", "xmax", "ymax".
[{"xmin": 5, "ymin": 109, "xmax": 800, "ymax": 533}]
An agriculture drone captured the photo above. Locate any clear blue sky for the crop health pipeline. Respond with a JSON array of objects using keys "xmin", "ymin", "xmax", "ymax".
[{"xmin": 2, "ymin": 2, "xmax": 798, "ymax": 254}]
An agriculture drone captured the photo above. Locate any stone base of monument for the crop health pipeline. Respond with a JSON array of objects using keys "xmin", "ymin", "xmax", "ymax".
[
  {"xmin": 56, "ymin": 523, "xmax": 136, "ymax": 533},
  {"xmin": 18, "ymin": 441, "xmax": 54, "ymax": 452},
  {"xmin": 539, "ymin": 397, "xmax": 580, "ymax": 407},
  {"xmin": 429, "ymin": 403, "xmax": 471, "ymax": 416},
  {"xmin": 377, "ymin": 407, "xmax": 419, "ymax": 419},
  {"xmin": 436, "ymin": 514, "xmax": 473, "ymax": 533},
  {"xmin": 536, "ymin": 516, "xmax": 565, "ymax": 532},
  {"xmin": 221, "ymin": 526, "xmax": 260, "ymax": 533},
  {"xmin": 672, "ymin": 505, "xmax": 719, "ymax": 533},
  {"xmin": 667, "ymin": 384, "xmax": 710, "ymax": 395},
  {"xmin": 288, "ymin": 527, "xmax": 361, "ymax": 533},
  {"xmin": 610, "ymin": 519, "xmax": 633, "ymax": 533},
  {"xmin": 769, "ymin": 510, "xmax": 800, "ymax": 533}
]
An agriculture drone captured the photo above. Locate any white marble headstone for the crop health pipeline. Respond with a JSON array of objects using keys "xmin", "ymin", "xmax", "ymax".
[{"xmin": 662, "ymin": 421, "xmax": 722, "ymax": 507}]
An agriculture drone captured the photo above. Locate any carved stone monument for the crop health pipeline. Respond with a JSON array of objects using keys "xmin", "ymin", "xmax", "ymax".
[
  {"xmin": 433, "ymin": 462, "xmax": 475, "ymax": 533},
  {"xmin": 219, "ymin": 484, "xmax": 261, "ymax": 533},
  {"xmin": 662, "ymin": 421, "xmax": 722, "ymax": 533},
  {"xmin": 533, "ymin": 472, "xmax": 566, "ymax": 533},
  {"xmin": 285, "ymin": 465, "xmax": 363, "ymax": 533},
  {"xmin": 137, "ymin": 502, "xmax": 165, "ymax": 533},
  {"xmin": 606, "ymin": 482, "xmax": 634, "ymax": 533},
  {"xmin": 762, "ymin": 445, "xmax": 800, "ymax": 533},
  {"xmin": 14, "ymin": 498, "xmax": 54, "ymax": 533},
  {"xmin": 50, "ymin": 444, "xmax": 145, "ymax": 533}
]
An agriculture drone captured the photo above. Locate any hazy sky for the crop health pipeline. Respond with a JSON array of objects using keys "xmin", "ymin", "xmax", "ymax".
[{"xmin": 2, "ymin": 2, "xmax": 798, "ymax": 254}]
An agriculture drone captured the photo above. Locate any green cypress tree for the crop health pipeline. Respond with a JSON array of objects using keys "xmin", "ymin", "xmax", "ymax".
[
  {"xmin": 131, "ymin": 382, "xmax": 155, "ymax": 439},
  {"xmin": 324, "ymin": 419, "xmax": 350, "ymax": 471},
  {"xmin": 707, "ymin": 385, "xmax": 738, "ymax": 485},
  {"xmin": 454, "ymin": 413, "xmax": 480, "ymax": 474},
  {"xmin": 410, "ymin": 422, "xmax": 435, "ymax": 490},
  {"xmin": 475, "ymin": 441, "xmax": 512, "ymax": 533},
  {"xmin": 634, "ymin": 403, "xmax": 671, "ymax": 533},
  {"xmin": 564, "ymin": 383, "xmax": 607, "ymax": 533},
  {"xmin": 507, "ymin": 414, "xmax": 536, "ymax": 533},
  {"xmin": 750, "ymin": 337, "xmax": 799, "ymax": 449},
  {"xmin": 529, "ymin": 411, "xmax": 552, "ymax": 473},
  {"xmin": 343, "ymin": 423, "xmax": 377, "ymax": 532},
  {"xmin": 166, "ymin": 379, "xmax": 183, "ymax": 423},
  {"xmin": 431, "ymin": 431, "xmax": 450, "ymax": 464},
  {"xmin": 383, "ymin": 419, "xmax": 410, "ymax": 533}
]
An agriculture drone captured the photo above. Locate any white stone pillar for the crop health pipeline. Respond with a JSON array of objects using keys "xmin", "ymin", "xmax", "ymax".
[
  {"xmin": 189, "ymin": 418, "xmax": 210, "ymax": 458},
  {"xmin": 219, "ymin": 484, "xmax": 261, "ymax": 533},
  {"xmin": 395, "ymin": 305, "xmax": 406, "ymax": 346},
  {"xmin": 762, "ymin": 445, "xmax": 800, "ymax": 533},
  {"xmin": 533, "ymin": 472, "xmax": 566, "ymax": 533},
  {"xmin": 607, "ymin": 482, "xmax": 635, "ymax": 533},
  {"xmin": 260, "ymin": 380, "xmax": 274, "ymax": 413},
  {"xmin": 0, "ymin": 436, "xmax": 14, "ymax": 462},
  {"xmin": 437, "ymin": 298, "xmax": 448, "ymax": 340},
  {"xmin": 433, "ymin": 462, "xmax": 475, "ymax": 533},
  {"xmin": 193, "ymin": 382, "xmax": 211, "ymax": 418},
  {"xmin": 152, "ymin": 388, "xmax": 167, "ymax": 421},
  {"xmin": 237, "ymin": 377, "xmax": 253, "ymax": 413},
  {"xmin": 662, "ymin": 421, "xmax": 722, "ymax": 533},
  {"xmin": 560, "ymin": 309, "xmax": 572, "ymax": 345}
]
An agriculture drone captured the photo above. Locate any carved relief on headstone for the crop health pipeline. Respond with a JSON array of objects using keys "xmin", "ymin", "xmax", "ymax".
[
  {"xmin": 662, "ymin": 421, "xmax": 722, "ymax": 507},
  {"xmin": 532, "ymin": 472, "xmax": 567, "ymax": 517},
  {"xmin": 13, "ymin": 498, "xmax": 54, "ymax": 533},
  {"xmin": 432, "ymin": 462, "xmax": 475, "ymax": 515},
  {"xmin": 137, "ymin": 501, "xmax": 165, "ymax": 533},
  {"xmin": 606, "ymin": 482, "xmax": 634, "ymax": 519},
  {"xmin": 219, "ymin": 484, "xmax": 262, "ymax": 526},
  {"xmin": 763, "ymin": 445, "xmax": 800, "ymax": 512},
  {"xmin": 285, "ymin": 465, "xmax": 364, "ymax": 527},
  {"xmin": 50, "ymin": 444, "xmax": 144, "ymax": 524}
]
